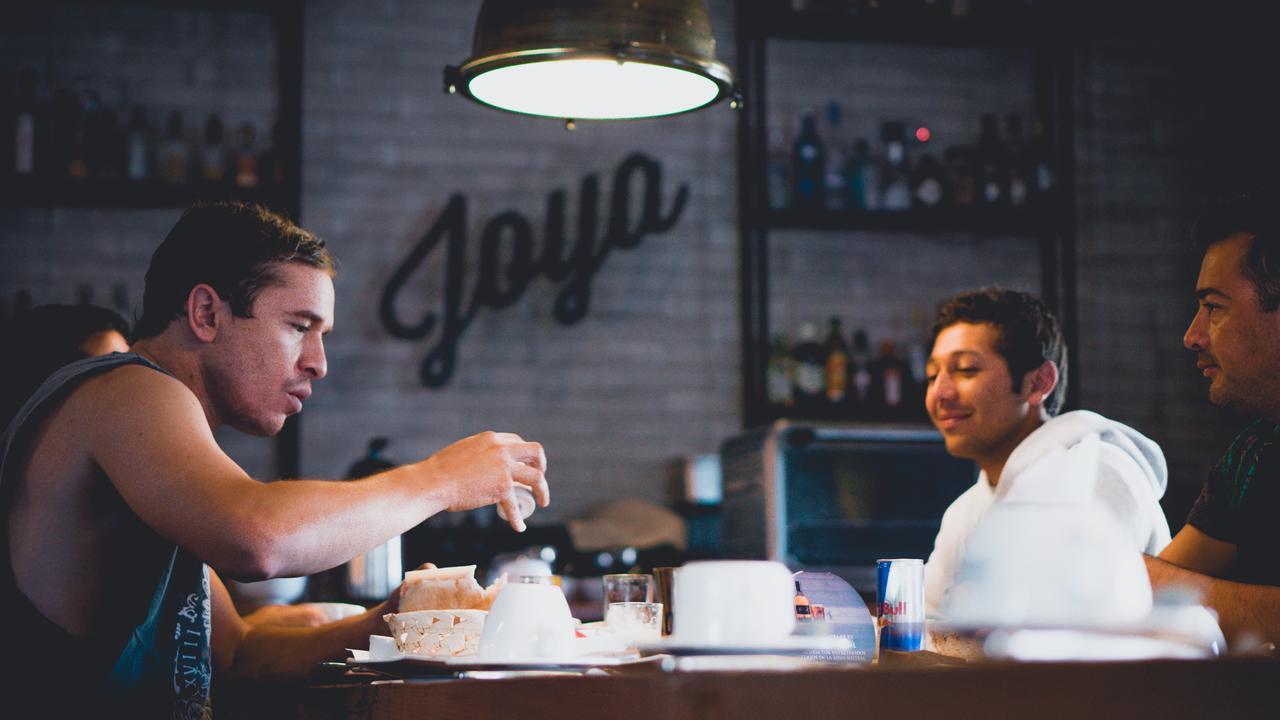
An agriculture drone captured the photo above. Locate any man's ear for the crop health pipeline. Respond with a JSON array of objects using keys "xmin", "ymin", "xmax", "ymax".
[
  {"xmin": 186, "ymin": 284, "xmax": 223, "ymax": 343},
  {"xmin": 1022, "ymin": 360, "xmax": 1059, "ymax": 408}
]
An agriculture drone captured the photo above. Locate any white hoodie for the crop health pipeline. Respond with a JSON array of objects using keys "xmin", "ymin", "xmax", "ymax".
[{"xmin": 923, "ymin": 410, "xmax": 1172, "ymax": 617}]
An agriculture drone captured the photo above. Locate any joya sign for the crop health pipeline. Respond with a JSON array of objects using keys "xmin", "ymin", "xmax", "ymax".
[{"xmin": 379, "ymin": 152, "xmax": 688, "ymax": 388}]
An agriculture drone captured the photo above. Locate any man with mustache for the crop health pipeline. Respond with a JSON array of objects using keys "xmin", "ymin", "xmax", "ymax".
[
  {"xmin": 922, "ymin": 288, "xmax": 1171, "ymax": 618},
  {"xmin": 1146, "ymin": 193, "xmax": 1280, "ymax": 644},
  {"xmin": 1, "ymin": 203, "xmax": 550, "ymax": 715}
]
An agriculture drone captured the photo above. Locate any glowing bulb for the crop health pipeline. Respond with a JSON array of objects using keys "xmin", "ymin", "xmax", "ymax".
[{"xmin": 467, "ymin": 58, "xmax": 721, "ymax": 120}]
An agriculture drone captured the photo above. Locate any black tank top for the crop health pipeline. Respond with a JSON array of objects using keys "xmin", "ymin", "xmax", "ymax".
[{"xmin": 0, "ymin": 353, "xmax": 213, "ymax": 718}]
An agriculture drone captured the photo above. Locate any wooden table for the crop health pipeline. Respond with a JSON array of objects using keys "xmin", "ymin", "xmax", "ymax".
[{"xmin": 220, "ymin": 654, "xmax": 1278, "ymax": 720}]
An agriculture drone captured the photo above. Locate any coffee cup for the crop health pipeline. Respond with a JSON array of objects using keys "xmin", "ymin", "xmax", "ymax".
[
  {"xmin": 477, "ymin": 581, "xmax": 576, "ymax": 660},
  {"xmin": 671, "ymin": 560, "xmax": 795, "ymax": 645}
]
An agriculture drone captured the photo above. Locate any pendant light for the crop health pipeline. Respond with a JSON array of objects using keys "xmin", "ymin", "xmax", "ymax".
[{"xmin": 444, "ymin": 0, "xmax": 737, "ymax": 124}]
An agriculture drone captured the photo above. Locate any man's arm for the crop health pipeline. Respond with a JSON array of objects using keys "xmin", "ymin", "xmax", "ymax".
[
  {"xmin": 209, "ymin": 570, "xmax": 388, "ymax": 680},
  {"xmin": 88, "ymin": 366, "xmax": 549, "ymax": 580},
  {"xmin": 1145, "ymin": 554, "xmax": 1280, "ymax": 644},
  {"xmin": 1158, "ymin": 525, "xmax": 1237, "ymax": 576}
]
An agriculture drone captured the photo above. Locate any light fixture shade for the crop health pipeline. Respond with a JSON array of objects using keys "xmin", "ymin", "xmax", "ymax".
[{"xmin": 445, "ymin": 0, "xmax": 736, "ymax": 121}]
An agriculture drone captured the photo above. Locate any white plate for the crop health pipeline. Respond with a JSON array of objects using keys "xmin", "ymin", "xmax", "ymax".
[
  {"xmin": 346, "ymin": 649, "xmax": 637, "ymax": 669},
  {"xmin": 634, "ymin": 634, "xmax": 852, "ymax": 656}
]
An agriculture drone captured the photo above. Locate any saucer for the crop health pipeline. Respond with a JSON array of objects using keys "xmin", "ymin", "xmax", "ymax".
[{"xmin": 634, "ymin": 634, "xmax": 852, "ymax": 657}]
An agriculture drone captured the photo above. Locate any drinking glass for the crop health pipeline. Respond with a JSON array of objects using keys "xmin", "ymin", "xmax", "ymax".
[
  {"xmin": 602, "ymin": 573, "xmax": 653, "ymax": 618},
  {"xmin": 606, "ymin": 601, "xmax": 663, "ymax": 644}
]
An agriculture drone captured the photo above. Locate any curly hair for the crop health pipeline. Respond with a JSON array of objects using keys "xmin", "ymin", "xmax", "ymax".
[
  {"xmin": 133, "ymin": 202, "xmax": 336, "ymax": 340},
  {"xmin": 931, "ymin": 288, "xmax": 1068, "ymax": 415}
]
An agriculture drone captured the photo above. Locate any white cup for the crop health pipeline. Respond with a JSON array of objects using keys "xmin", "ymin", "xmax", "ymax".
[
  {"xmin": 671, "ymin": 560, "xmax": 796, "ymax": 645},
  {"xmin": 477, "ymin": 581, "xmax": 577, "ymax": 660}
]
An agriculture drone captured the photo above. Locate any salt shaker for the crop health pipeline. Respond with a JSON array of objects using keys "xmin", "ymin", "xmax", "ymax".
[{"xmin": 496, "ymin": 485, "xmax": 536, "ymax": 523}]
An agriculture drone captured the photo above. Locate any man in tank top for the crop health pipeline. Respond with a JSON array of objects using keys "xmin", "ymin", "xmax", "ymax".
[{"xmin": 1, "ymin": 202, "xmax": 549, "ymax": 714}]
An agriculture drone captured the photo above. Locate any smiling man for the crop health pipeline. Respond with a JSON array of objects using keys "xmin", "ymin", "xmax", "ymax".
[
  {"xmin": 921, "ymin": 288, "xmax": 1170, "ymax": 617},
  {"xmin": 0, "ymin": 203, "xmax": 549, "ymax": 715},
  {"xmin": 1146, "ymin": 193, "xmax": 1280, "ymax": 644}
]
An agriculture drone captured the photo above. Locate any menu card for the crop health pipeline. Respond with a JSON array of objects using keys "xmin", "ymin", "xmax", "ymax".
[{"xmin": 793, "ymin": 571, "xmax": 875, "ymax": 664}]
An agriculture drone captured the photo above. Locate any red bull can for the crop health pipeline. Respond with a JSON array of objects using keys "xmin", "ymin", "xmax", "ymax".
[{"xmin": 877, "ymin": 558, "xmax": 924, "ymax": 652}]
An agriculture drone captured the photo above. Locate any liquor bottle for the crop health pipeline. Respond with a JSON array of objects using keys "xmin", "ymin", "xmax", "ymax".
[
  {"xmin": 975, "ymin": 112, "xmax": 1007, "ymax": 208},
  {"xmin": 88, "ymin": 102, "xmax": 123, "ymax": 180},
  {"xmin": 910, "ymin": 153, "xmax": 948, "ymax": 210},
  {"xmin": 944, "ymin": 145, "xmax": 977, "ymax": 208},
  {"xmin": 870, "ymin": 340, "xmax": 911, "ymax": 419},
  {"xmin": 158, "ymin": 110, "xmax": 188, "ymax": 184},
  {"xmin": 232, "ymin": 122, "xmax": 259, "ymax": 188},
  {"xmin": 64, "ymin": 90, "xmax": 93, "ymax": 180},
  {"xmin": 200, "ymin": 113, "xmax": 226, "ymax": 182},
  {"xmin": 794, "ymin": 580, "xmax": 813, "ymax": 621},
  {"xmin": 13, "ymin": 67, "xmax": 39, "ymax": 176},
  {"xmin": 822, "ymin": 100, "xmax": 849, "ymax": 211},
  {"xmin": 791, "ymin": 110, "xmax": 826, "ymax": 210},
  {"xmin": 823, "ymin": 316, "xmax": 850, "ymax": 412},
  {"xmin": 846, "ymin": 138, "xmax": 880, "ymax": 211},
  {"xmin": 125, "ymin": 106, "xmax": 149, "ymax": 180},
  {"xmin": 879, "ymin": 121, "xmax": 911, "ymax": 212},
  {"xmin": 1004, "ymin": 113, "xmax": 1030, "ymax": 209},
  {"xmin": 790, "ymin": 321, "xmax": 826, "ymax": 415},
  {"xmin": 1029, "ymin": 116, "xmax": 1055, "ymax": 208},
  {"xmin": 765, "ymin": 334, "xmax": 794, "ymax": 410},
  {"xmin": 767, "ymin": 126, "xmax": 790, "ymax": 210},
  {"xmin": 849, "ymin": 328, "xmax": 873, "ymax": 414}
]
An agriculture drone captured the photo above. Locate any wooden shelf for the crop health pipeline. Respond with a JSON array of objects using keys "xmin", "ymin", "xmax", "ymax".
[
  {"xmin": 755, "ymin": 4, "xmax": 1053, "ymax": 49},
  {"xmin": 0, "ymin": 177, "xmax": 294, "ymax": 210},
  {"xmin": 766, "ymin": 205, "xmax": 1048, "ymax": 234}
]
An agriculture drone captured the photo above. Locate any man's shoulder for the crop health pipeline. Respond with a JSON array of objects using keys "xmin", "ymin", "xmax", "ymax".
[{"xmin": 69, "ymin": 357, "xmax": 195, "ymax": 424}]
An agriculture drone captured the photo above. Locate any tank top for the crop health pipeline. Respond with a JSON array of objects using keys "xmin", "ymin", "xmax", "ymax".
[{"xmin": 0, "ymin": 353, "xmax": 213, "ymax": 718}]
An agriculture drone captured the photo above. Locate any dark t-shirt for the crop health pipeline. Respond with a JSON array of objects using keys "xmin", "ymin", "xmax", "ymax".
[{"xmin": 1186, "ymin": 420, "xmax": 1280, "ymax": 586}]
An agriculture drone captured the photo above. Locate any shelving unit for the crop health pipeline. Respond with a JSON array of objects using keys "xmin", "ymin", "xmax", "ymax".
[
  {"xmin": 3, "ymin": 0, "xmax": 306, "ymax": 477},
  {"xmin": 735, "ymin": 0, "xmax": 1077, "ymax": 429}
]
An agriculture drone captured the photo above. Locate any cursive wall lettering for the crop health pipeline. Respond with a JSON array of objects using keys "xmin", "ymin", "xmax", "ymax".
[{"xmin": 379, "ymin": 152, "xmax": 688, "ymax": 388}]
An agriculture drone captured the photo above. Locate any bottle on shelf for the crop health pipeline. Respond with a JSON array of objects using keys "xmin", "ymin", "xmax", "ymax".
[
  {"xmin": 88, "ymin": 101, "xmax": 123, "ymax": 181},
  {"xmin": 64, "ymin": 89, "xmax": 93, "ymax": 181},
  {"xmin": 765, "ymin": 334, "xmax": 795, "ymax": 410},
  {"xmin": 233, "ymin": 121, "xmax": 259, "ymax": 188},
  {"xmin": 790, "ymin": 321, "xmax": 826, "ymax": 415},
  {"xmin": 794, "ymin": 579, "xmax": 813, "ymax": 621},
  {"xmin": 975, "ymin": 112, "xmax": 1007, "ymax": 208},
  {"xmin": 158, "ymin": 110, "xmax": 188, "ymax": 184},
  {"xmin": 910, "ymin": 152, "xmax": 949, "ymax": 210},
  {"xmin": 822, "ymin": 100, "xmax": 849, "ymax": 211},
  {"xmin": 943, "ymin": 145, "xmax": 977, "ymax": 208},
  {"xmin": 790, "ymin": 109, "xmax": 826, "ymax": 210},
  {"xmin": 823, "ymin": 316, "xmax": 850, "ymax": 413},
  {"xmin": 879, "ymin": 120, "xmax": 911, "ymax": 212},
  {"xmin": 845, "ymin": 138, "xmax": 879, "ymax": 211},
  {"xmin": 1004, "ymin": 112, "xmax": 1030, "ymax": 209},
  {"xmin": 1029, "ymin": 116, "xmax": 1055, "ymax": 208},
  {"xmin": 200, "ymin": 112, "xmax": 226, "ymax": 182},
  {"xmin": 13, "ymin": 67, "xmax": 40, "ymax": 177},
  {"xmin": 870, "ymin": 339, "xmax": 910, "ymax": 419},
  {"xmin": 767, "ymin": 125, "xmax": 790, "ymax": 210},
  {"xmin": 125, "ymin": 106, "xmax": 149, "ymax": 181},
  {"xmin": 849, "ymin": 328, "xmax": 873, "ymax": 414}
]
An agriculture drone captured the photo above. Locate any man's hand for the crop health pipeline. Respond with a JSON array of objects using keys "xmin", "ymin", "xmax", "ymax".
[{"xmin": 416, "ymin": 432, "xmax": 549, "ymax": 532}]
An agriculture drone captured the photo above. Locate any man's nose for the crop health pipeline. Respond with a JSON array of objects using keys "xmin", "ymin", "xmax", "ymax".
[
  {"xmin": 930, "ymin": 371, "xmax": 957, "ymax": 401},
  {"xmin": 1184, "ymin": 310, "xmax": 1207, "ymax": 351},
  {"xmin": 302, "ymin": 336, "xmax": 328, "ymax": 379}
]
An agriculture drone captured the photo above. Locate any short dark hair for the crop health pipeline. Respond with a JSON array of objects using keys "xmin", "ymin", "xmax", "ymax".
[
  {"xmin": 1192, "ymin": 192, "xmax": 1280, "ymax": 311},
  {"xmin": 931, "ymin": 288, "xmax": 1068, "ymax": 415},
  {"xmin": 1, "ymin": 303, "xmax": 131, "ymax": 429},
  {"xmin": 133, "ymin": 202, "xmax": 336, "ymax": 340}
]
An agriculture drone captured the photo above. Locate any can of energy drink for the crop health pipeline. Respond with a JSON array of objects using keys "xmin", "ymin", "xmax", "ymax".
[{"xmin": 877, "ymin": 558, "xmax": 924, "ymax": 652}]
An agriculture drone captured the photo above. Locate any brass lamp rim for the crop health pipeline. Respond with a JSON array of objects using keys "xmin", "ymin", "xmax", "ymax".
[{"xmin": 448, "ymin": 43, "xmax": 735, "ymax": 120}]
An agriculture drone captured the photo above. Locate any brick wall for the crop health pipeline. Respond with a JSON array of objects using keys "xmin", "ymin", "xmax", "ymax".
[{"xmin": 1, "ymin": 2, "xmax": 1261, "ymax": 530}]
